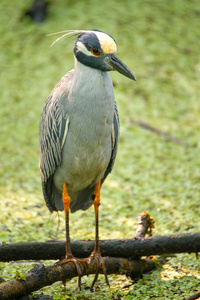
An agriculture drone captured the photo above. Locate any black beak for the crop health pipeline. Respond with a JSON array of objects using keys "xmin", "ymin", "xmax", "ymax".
[{"xmin": 106, "ymin": 54, "xmax": 136, "ymax": 81}]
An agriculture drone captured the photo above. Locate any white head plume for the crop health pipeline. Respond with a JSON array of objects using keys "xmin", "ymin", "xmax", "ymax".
[{"xmin": 48, "ymin": 30, "xmax": 88, "ymax": 47}]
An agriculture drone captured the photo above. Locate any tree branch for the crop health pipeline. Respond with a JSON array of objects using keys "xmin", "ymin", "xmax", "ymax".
[
  {"xmin": 0, "ymin": 256, "xmax": 157, "ymax": 300},
  {"xmin": 0, "ymin": 211, "xmax": 158, "ymax": 299},
  {"xmin": 0, "ymin": 232, "xmax": 199, "ymax": 262},
  {"xmin": 0, "ymin": 212, "xmax": 199, "ymax": 299}
]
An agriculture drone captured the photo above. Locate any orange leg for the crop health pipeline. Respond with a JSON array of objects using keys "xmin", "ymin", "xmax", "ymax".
[
  {"xmin": 88, "ymin": 181, "xmax": 110, "ymax": 290},
  {"xmin": 63, "ymin": 182, "xmax": 72, "ymax": 257},
  {"xmin": 56, "ymin": 182, "xmax": 86, "ymax": 290}
]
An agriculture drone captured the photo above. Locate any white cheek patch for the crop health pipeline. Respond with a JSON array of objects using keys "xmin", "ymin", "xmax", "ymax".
[{"xmin": 76, "ymin": 41, "xmax": 92, "ymax": 56}]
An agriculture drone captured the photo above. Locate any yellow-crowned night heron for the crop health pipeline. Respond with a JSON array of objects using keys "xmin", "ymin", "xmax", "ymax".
[{"xmin": 39, "ymin": 30, "xmax": 136, "ymax": 289}]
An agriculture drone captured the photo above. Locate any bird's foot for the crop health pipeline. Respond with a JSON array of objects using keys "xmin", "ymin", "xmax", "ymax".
[
  {"xmin": 56, "ymin": 255, "xmax": 87, "ymax": 290},
  {"xmin": 87, "ymin": 250, "xmax": 110, "ymax": 291}
]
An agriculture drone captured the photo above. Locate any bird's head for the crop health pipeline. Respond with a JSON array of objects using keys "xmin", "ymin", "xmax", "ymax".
[
  {"xmin": 74, "ymin": 30, "xmax": 136, "ymax": 81},
  {"xmin": 50, "ymin": 30, "xmax": 136, "ymax": 81}
]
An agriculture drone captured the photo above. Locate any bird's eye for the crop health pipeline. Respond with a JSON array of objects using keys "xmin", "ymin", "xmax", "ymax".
[{"xmin": 91, "ymin": 48, "xmax": 100, "ymax": 56}]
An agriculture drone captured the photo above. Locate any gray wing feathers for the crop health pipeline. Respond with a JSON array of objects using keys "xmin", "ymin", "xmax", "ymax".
[
  {"xmin": 39, "ymin": 97, "xmax": 67, "ymax": 181},
  {"xmin": 39, "ymin": 80, "xmax": 70, "ymax": 212},
  {"xmin": 102, "ymin": 100, "xmax": 119, "ymax": 184},
  {"xmin": 39, "ymin": 72, "xmax": 73, "ymax": 185},
  {"xmin": 112, "ymin": 101, "xmax": 120, "ymax": 165}
]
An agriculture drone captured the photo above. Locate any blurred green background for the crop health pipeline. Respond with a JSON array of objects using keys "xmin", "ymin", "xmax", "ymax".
[{"xmin": 0, "ymin": 0, "xmax": 200, "ymax": 299}]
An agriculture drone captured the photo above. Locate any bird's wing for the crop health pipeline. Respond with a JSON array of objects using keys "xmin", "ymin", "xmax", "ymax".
[
  {"xmin": 39, "ymin": 73, "xmax": 72, "ymax": 211},
  {"xmin": 102, "ymin": 100, "xmax": 119, "ymax": 183}
]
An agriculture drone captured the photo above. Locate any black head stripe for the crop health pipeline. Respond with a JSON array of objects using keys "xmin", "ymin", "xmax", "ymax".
[{"xmin": 77, "ymin": 32, "xmax": 102, "ymax": 52}]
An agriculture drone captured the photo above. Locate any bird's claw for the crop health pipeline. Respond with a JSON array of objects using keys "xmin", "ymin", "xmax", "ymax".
[
  {"xmin": 56, "ymin": 256, "xmax": 87, "ymax": 290},
  {"xmin": 87, "ymin": 250, "xmax": 110, "ymax": 290}
]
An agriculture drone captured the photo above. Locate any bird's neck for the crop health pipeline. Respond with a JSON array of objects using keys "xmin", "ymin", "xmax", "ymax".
[
  {"xmin": 72, "ymin": 58, "xmax": 114, "ymax": 101},
  {"xmin": 70, "ymin": 58, "xmax": 115, "ymax": 129}
]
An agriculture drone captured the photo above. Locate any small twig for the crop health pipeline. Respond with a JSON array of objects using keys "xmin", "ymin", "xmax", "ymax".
[
  {"xmin": 134, "ymin": 211, "xmax": 155, "ymax": 238},
  {"xmin": 131, "ymin": 120, "xmax": 192, "ymax": 146}
]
